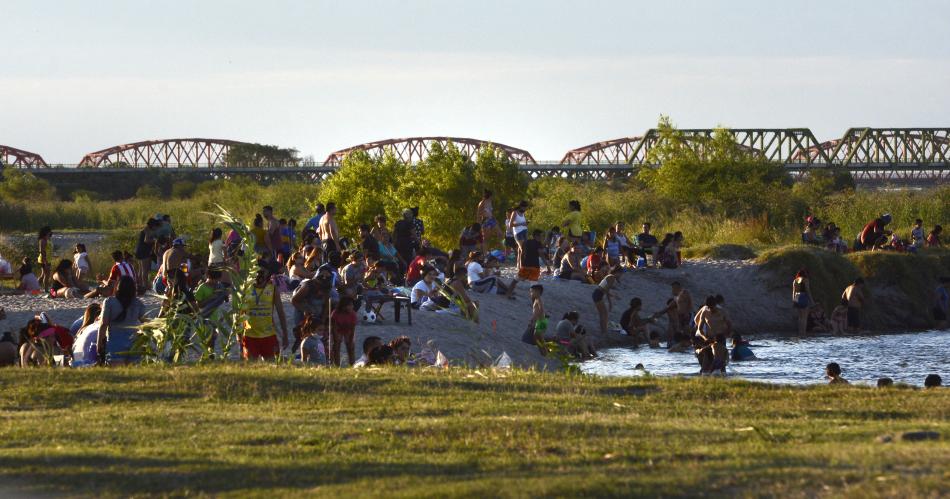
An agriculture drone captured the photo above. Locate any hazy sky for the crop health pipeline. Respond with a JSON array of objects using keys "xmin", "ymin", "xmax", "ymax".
[{"xmin": 3, "ymin": 0, "xmax": 949, "ymax": 163}]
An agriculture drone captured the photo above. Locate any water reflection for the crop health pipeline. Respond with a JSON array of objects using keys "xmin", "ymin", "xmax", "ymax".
[{"xmin": 583, "ymin": 331, "xmax": 949, "ymax": 386}]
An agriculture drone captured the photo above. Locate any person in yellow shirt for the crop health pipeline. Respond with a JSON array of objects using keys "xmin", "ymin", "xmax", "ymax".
[
  {"xmin": 561, "ymin": 200, "xmax": 583, "ymax": 242},
  {"xmin": 243, "ymin": 266, "xmax": 289, "ymax": 360}
]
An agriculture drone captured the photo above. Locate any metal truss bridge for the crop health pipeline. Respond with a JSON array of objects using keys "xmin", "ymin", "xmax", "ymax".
[{"xmin": 4, "ymin": 128, "xmax": 949, "ymax": 184}]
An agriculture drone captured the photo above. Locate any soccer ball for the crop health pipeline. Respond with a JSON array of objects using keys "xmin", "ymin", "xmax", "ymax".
[{"xmin": 362, "ymin": 310, "xmax": 377, "ymax": 323}]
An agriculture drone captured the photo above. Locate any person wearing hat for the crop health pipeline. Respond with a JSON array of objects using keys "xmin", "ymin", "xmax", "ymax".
[
  {"xmin": 161, "ymin": 238, "xmax": 188, "ymax": 282},
  {"xmin": 857, "ymin": 213, "xmax": 892, "ymax": 251}
]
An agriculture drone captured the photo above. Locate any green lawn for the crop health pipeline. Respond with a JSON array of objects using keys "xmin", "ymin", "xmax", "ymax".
[{"xmin": 0, "ymin": 366, "xmax": 947, "ymax": 498}]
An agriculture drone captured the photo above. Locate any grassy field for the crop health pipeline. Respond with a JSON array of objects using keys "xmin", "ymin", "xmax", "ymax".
[{"xmin": 0, "ymin": 366, "xmax": 947, "ymax": 497}]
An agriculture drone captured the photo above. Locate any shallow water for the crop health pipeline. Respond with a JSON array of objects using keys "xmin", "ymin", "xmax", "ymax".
[{"xmin": 582, "ymin": 331, "xmax": 949, "ymax": 387}]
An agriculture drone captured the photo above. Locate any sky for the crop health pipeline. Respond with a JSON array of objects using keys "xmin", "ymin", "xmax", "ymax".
[{"xmin": 2, "ymin": 0, "xmax": 949, "ymax": 163}]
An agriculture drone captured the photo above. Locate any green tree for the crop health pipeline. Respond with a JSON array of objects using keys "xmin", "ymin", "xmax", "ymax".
[
  {"xmin": 225, "ymin": 143, "xmax": 300, "ymax": 167},
  {"xmin": 473, "ymin": 144, "xmax": 529, "ymax": 217},
  {"xmin": 638, "ymin": 117, "xmax": 790, "ymax": 217},
  {"xmin": 0, "ymin": 169, "xmax": 57, "ymax": 201},
  {"xmin": 317, "ymin": 150, "xmax": 406, "ymax": 239}
]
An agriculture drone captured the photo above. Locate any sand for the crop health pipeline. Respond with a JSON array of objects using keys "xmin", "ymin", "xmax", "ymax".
[{"xmin": 0, "ymin": 259, "xmax": 790, "ymax": 368}]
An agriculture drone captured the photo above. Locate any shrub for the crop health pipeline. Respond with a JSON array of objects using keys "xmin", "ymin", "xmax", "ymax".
[
  {"xmin": 171, "ymin": 180, "xmax": 197, "ymax": 199},
  {"xmin": 136, "ymin": 185, "xmax": 162, "ymax": 199},
  {"xmin": 0, "ymin": 169, "xmax": 57, "ymax": 202},
  {"xmin": 757, "ymin": 245, "xmax": 860, "ymax": 312},
  {"xmin": 70, "ymin": 189, "xmax": 102, "ymax": 202}
]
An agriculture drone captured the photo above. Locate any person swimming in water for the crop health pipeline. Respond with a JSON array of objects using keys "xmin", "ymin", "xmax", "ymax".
[{"xmin": 730, "ymin": 333, "xmax": 756, "ymax": 361}]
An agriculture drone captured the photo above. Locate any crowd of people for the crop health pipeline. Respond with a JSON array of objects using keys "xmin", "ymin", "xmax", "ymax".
[{"xmin": 0, "ymin": 199, "xmax": 946, "ymax": 384}]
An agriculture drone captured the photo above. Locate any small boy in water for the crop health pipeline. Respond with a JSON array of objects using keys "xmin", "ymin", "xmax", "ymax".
[
  {"xmin": 826, "ymin": 362, "xmax": 849, "ymax": 385},
  {"xmin": 830, "ymin": 298, "xmax": 849, "ymax": 334}
]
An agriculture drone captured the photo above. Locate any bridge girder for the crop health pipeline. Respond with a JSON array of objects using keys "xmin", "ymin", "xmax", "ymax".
[
  {"xmin": 0, "ymin": 145, "xmax": 48, "ymax": 168},
  {"xmin": 77, "ymin": 138, "xmax": 251, "ymax": 168},
  {"xmin": 324, "ymin": 136, "xmax": 537, "ymax": 166}
]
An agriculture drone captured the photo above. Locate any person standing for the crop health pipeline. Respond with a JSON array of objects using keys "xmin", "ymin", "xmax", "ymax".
[
  {"xmin": 263, "ymin": 206, "xmax": 281, "ymax": 257},
  {"xmin": 792, "ymin": 269, "xmax": 813, "ymax": 336},
  {"xmin": 527, "ymin": 284, "xmax": 548, "ymax": 353},
  {"xmin": 842, "ymin": 278, "xmax": 866, "ymax": 333},
  {"xmin": 317, "ymin": 202, "xmax": 340, "ymax": 255},
  {"xmin": 134, "ymin": 219, "xmax": 158, "ymax": 292},
  {"xmin": 636, "ymin": 223, "xmax": 660, "ymax": 267},
  {"xmin": 561, "ymin": 200, "xmax": 583, "ymax": 243},
  {"xmin": 508, "ymin": 201, "xmax": 529, "ymax": 269},
  {"xmin": 393, "ymin": 208, "xmax": 417, "ymax": 264},
  {"xmin": 477, "ymin": 189, "xmax": 502, "ymax": 250},
  {"xmin": 243, "ymin": 267, "xmax": 289, "ymax": 361},
  {"xmin": 37, "ymin": 226, "xmax": 53, "ymax": 292},
  {"xmin": 517, "ymin": 230, "xmax": 549, "ymax": 281}
]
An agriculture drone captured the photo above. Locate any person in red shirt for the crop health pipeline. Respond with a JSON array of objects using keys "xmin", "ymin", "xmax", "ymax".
[
  {"xmin": 85, "ymin": 251, "xmax": 136, "ymax": 299},
  {"xmin": 857, "ymin": 214, "xmax": 891, "ymax": 250},
  {"xmin": 926, "ymin": 225, "xmax": 943, "ymax": 247},
  {"xmin": 329, "ymin": 296, "xmax": 358, "ymax": 367},
  {"xmin": 404, "ymin": 247, "xmax": 430, "ymax": 287},
  {"xmin": 586, "ymin": 247, "xmax": 605, "ymax": 283}
]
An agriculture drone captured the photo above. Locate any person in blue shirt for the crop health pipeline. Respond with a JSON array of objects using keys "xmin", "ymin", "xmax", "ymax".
[
  {"xmin": 730, "ymin": 333, "xmax": 756, "ymax": 361},
  {"xmin": 302, "ymin": 203, "xmax": 326, "ymax": 236}
]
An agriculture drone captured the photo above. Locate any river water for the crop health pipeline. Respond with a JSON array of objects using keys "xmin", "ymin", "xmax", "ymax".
[{"xmin": 582, "ymin": 331, "xmax": 949, "ymax": 387}]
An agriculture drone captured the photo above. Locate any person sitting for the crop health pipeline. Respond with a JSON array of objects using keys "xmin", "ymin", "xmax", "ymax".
[
  {"xmin": 298, "ymin": 313, "xmax": 327, "ymax": 365},
  {"xmin": 340, "ymin": 251, "xmax": 366, "ymax": 301},
  {"xmin": 802, "ymin": 216, "xmax": 822, "ymax": 245},
  {"xmin": 924, "ymin": 374, "xmax": 942, "ymax": 388},
  {"xmin": 466, "ymin": 252, "xmax": 517, "ymax": 299},
  {"xmin": 459, "ymin": 223, "xmax": 483, "ymax": 258},
  {"xmin": 0, "ymin": 331, "xmax": 19, "ymax": 367},
  {"xmin": 404, "ymin": 247, "xmax": 430, "ymax": 287},
  {"xmin": 411, "ymin": 266, "xmax": 444, "ymax": 311},
  {"xmin": 730, "ymin": 334, "xmax": 756, "ymax": 361},
  {"xmin": 619, "ymin": 297, "xmax": 656, "ymax": 345},
  {"xmin": 85, "ymin": 250, "xmax": 135, "ymax": 299},
  {"xmin": 585, "ymin": 247, "xmax": 606, "ymax": 283},
  {"xmin": 807, "ymin": 304, "xmax": 829, "ymax": 333},
  {"xmin": 554, "ymin": 311, "xmax": 595, "ymax": 359},
  {"xmin": 353, "ymin": 336, "xmax": 383, "ymax": 368},
  {"xmin": 656, "ymin": 233, "xmax": 678, "ymax": 269},
  {"xmin": 635, "ymin": 223, "xmax": 660, "ymax": 267},
  {"xmin": 830, "ymin": 298, "xmax": 849, "ymax": 334},
  {"xmin": 287, "ymin": 252, "xmax": 315, "ymax": 290},
  {"xmin": 856, "ymin": 213, "xmax": 892, "ymax": 251},
  {"xmin": 826, "ymin": 362, "xmax": 849, "ymax": 384},
  {"xmin": 50, "ymin": 259, "xmax": 85, "ymax": 298},
  {"xmin": 17, "ymin": 259, "xmax": 41, "ymax": 294},
  {"xmin": 556, "ymin": 242, "xmax": 585, "ymax": 282}
]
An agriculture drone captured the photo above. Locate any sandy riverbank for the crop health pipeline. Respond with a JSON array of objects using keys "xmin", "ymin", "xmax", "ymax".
[{"xmin": 1, "ymin": 258, "xmax": 799, "ymax": 367}]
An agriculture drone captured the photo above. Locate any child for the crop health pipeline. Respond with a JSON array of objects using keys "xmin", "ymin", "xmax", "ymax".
[
  {"xmin": 830, "ymin": 298, "xmax": 849, "ymax": 334},
  {"xmin": 910, "ymin": 219, "xmax": 925, "ymax": 250},
  {"xmin": 73, "ymin": 243, "xmax": 92, "ymax": 283},
  {"xmin": 525, "ymin": 284, "xmax": 548, "ymax": 354},
  {"xmin": 329, "ymin": 296, "xmax": 358, "ymax": 367},
  {"xmin": 648, "ymin": 331, "xmax": 661, "ymax": 348},
  {"xmin": 826, "ymin": 362, "xmax": 849, "ymax": 384}
]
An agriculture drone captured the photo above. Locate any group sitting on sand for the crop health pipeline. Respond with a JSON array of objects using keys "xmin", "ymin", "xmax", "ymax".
[{"xmin": 3, "ymin": 197, "xmax": 948, "ymax": 378}]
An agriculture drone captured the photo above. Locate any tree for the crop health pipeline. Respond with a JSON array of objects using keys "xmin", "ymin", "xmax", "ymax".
[
  {"xmin": 0, "ymin": 169, "xmax": 57, "ymax": 201},
  {"xmin": 225, "ymin": 143, "xmax": 300, "ymax": 167},
  {"xmin": 638, "ymin": 117, "xmax": 790, "ymax": 216},
  {"xmin": 317, "ymin": 150, "xmax": 406, "ymax": 238}
]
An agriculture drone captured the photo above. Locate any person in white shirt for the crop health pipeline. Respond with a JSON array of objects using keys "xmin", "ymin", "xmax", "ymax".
[
  {"xmin": 73, "ymin": 243, "xmax": 92, "ymax": 282},
  {"xmin": 411, "ymin": 266, "xmax": 442, "ymax": 310},
  {"xmin": 465, "ymin": 252, "xmax": 516, "ymax": 299}
]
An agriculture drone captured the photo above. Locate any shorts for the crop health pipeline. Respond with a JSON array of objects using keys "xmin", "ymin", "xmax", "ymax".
[
  {"xmin": 518, "ymin": 267, "xmax": 541, "ymax": 281},
  {"xmin": 793, "ymin": 292, "xmax": 810, "ymax": 309},
  {"xmin": 592, "ymin": 287, "xmax": 605, "ymax": 303},
  {"xmin": 322, "ymin": 239, "xmax": 338, "ymax": 255},
  {"xmin": 504, "ymin": 236, "xmax": 517, "ymax": 249},
  {"xmin": 242, "ymin": 335, "xmax": 279, "ymax": 360},
  {"xmin": 515, "ymin": 230, "xmax": 528, "ymax": 242},
  {"xmin": 470, "ymin": 276, "xmax": 498, "ymax": 294},
  {"xmin": 934, "ymin": 306, "xmax": 947, "ymax": 321},
  {"xmin": 483, "ymin": 217, "xmax": 497, "ymax": 229},
  {"xmin": 558, "ymin": 269, "xmax": 572, "ymax": 280},
  {"xmin": 847, "ymin": 307, "xmax": 861, "ymax": 329}
]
